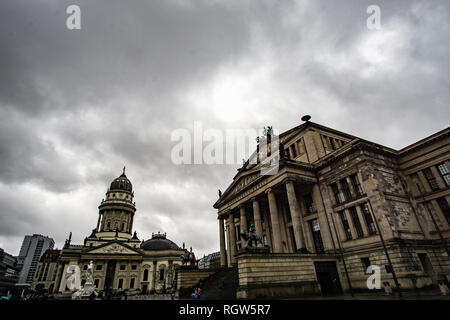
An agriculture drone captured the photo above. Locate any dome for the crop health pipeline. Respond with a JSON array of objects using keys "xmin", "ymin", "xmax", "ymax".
[
  {"xmin": 110, "ymin": 171, "xmax": 132, "ymax": 192},
  {"xmin": 141, "ymin": 232, "xmax": 181, "ymax": 251}
]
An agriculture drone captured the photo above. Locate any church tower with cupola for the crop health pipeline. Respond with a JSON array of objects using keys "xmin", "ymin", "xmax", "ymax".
[
  {"xmin": 94, "ymin": 167, "xmax": 137, "ymax": 241},
  {"xmin": 56, "ymin": 167, "xmax": 190, "ymax": 295}
]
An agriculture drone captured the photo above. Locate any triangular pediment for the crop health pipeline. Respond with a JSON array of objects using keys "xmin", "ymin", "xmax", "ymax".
[
  {"xmin": 216, "ymin": 168, "xmax": 263, "ymax": 205},
  {"xmin": 214, "ymin": 122, "xmax": 358, "ymax": 208},
  {"xmin": 86, "ymin": 241, "xmax": 141, "ymax": 255}
]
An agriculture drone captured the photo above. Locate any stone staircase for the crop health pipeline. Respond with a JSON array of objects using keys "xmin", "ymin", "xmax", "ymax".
[{"xmin": 179, "ymin": 267, "xmax": 239, "ymax": 300}]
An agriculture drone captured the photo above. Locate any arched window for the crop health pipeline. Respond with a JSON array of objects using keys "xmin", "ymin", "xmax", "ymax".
[
  {"xmin": 159, "ymin": 268, "xmax": 165, "ymax": 281},
  {"xmin": 143, "ymin": 269, "xmax": 149, "ymax": 282}
]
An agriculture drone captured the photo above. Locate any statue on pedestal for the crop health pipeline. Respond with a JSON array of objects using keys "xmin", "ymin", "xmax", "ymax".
[
  {"xmin": 72, "ymin": 260, "xmax": 98, "ymax": 300},
  {"xmin": 180, "ymin": 251, "xmax": 197, "ymax": 267},
  {"xmin": 240, "ymin": 224, "xmax": 264, "ymax": 249}
]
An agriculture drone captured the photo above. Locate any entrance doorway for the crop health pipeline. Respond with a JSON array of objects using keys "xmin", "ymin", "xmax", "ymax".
[
  {"xmin": 418, "ymin": 253, "xmax": 435, "ymax": 282},
  {"xmin": 314, "ymin": 261, "xmax": 342, "ymax": 296},
  {"xmin": 104, "ymin": 260, "xmax": 117, "ymax": 292}
]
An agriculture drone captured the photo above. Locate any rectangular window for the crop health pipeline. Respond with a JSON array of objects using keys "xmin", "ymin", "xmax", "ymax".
[
  {"xmin": 350, "ymin": 174, "xmax": 364, "ymax": 196},
  {"xmin": 290, "ymin": 144, "xmax": 298, "ymax": 158},
  {"xmin": 310, "ymin": 219, "xmax": 324, "ymax": 253},
  {"xmin": 120, "ymin": 265, "xmax": 126, "ymax": 271},
  {"xmin": 37, "ymin": 265, "xmax": 43, "ymax": 281},
  {"xmin": 349, "ymin": 207, "xmax": 364, "ymax": 238},
  {"xmin": 131, "ymin": 265, "xmax": 137, "ymax": 270},
  {"xmin": 52, "ymin": 266, "xmax": 58, "ymax": 281},
  {"xmin": 130, "ymin": 278, "xmax": 135, "ymax": 289},
  {"xmin": 43, "ymin": 263, "xmax": 49, "ymax": 281},
  {"xmin": 361, "ymin": 257, "xmax": 371, "ymax": 271},
  {"xmin": 339, "ymin": 210, "xmax": 352, "ymax": 240},
  {"xmin": 94, "ymin": 279, "xmax": 99, "ymax": 288},
  {"xmin": 340, "ymin": 178, "xmax": 352, "ymax": 202},
  {"xmin": 118, "ymin": 279, "xmax": 123, "ymax": 289},
  {"xmin": 436, "ymin": 163, "xmax": 450, "ymax": 187},
  {"xmin": 360, "ymin": 204, "xmax": 377, "ymax": 235},
  {"xmin": 331, "ymin": 183, "xmax": 342, "ymax": 204},
  {"xmin": 304, "ymin": 194, "xmax": 316, "ymax": 214},
  {"xmin": 436, "ymin": 197, "xmax": 450, "ymax": 225},
  {"xmin": 96, "ymin": 264, "xmax": 102, "ymax": 271},
  {"xmin": 423, "ymin": 167, "xmax": 440, "ymax": 191}
]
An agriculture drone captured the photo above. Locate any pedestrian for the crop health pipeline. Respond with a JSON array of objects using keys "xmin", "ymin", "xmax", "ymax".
[
  {"xmin": 191, "ymin": 289, "xmax": 198, "ymax": 300},
  {"xmin": 197, "ymin": 287, "xmax": 202, "ymax": 300},
  {"xmin": 383, "ymin": 282, "xmax": 392, "ymax": 296},
  {"xmin": 439, "ymin": 281, "xmax": 449, "ymax": 296}
]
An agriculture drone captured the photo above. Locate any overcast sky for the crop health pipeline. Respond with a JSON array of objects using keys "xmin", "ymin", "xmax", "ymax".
[{"xmin": 0, "ymin": 0, "xmax": 449, "ymax": 258}]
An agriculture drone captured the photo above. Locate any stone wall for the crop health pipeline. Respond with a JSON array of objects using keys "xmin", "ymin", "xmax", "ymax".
[
  {"xmin": 236, "ymin": 252, "xmax": 324, "ymax": 299},
  {"xmin": 337, "ymin": 242, "xmax": 450, "ymax": 291}
]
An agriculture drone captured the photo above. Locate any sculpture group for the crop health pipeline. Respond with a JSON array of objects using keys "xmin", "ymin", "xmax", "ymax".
[
  {"xmin": 71, "ymin": 260, "xmax": 97, "ymax": 300},
  {"xmin": 240, "ymin": 224, "xmax": 264, "ymax": 249}
]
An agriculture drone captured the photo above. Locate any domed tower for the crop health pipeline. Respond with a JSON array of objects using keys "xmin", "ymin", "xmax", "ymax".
[{"xmin": 94, "ymin": 167, "xmax": 136, "ymax": 241}]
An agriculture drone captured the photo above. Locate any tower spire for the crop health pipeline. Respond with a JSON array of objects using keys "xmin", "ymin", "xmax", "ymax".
[{"xmin": 123, "ymin": 166, "xmax": 126, "ymax": 175}]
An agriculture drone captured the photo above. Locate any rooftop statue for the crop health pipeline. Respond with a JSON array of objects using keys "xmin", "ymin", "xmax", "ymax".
[{"xmin": 180, "ymin": 251, "xmax": 197, "ymax": 266}]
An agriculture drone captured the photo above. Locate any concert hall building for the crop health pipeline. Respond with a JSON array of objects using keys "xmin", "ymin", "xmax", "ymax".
[{"xmin": 214, "ymin": 120, "xmax": 450, "ymax": 298}]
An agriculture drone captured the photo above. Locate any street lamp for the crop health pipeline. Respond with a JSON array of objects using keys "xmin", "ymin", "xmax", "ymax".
[
  {"xmin": 416, "ymin": 184, "xmax": 450, "ymax": 258},
  {"xmin": 366, "ymin": 200, "xmax": 402, "ymax": 298}
]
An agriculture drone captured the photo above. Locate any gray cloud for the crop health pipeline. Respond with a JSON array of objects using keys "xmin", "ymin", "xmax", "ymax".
[{"xmin": 0, "ymin": 0, "xmax": 449, "ymax": 257}]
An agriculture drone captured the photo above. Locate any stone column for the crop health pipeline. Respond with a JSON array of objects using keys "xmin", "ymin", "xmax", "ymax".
[
  {"xmin": 239, "ymin": 205, "xmax": 247, "ymax": 232},
  {"xmin": 228, "ymin": 214, "xmax": 237, "ymax": 264},
  {"xmin": 252, "ymin": 198, "xmax": 263, "ymax": 239},
  {"xmin": 266, "ymin": 188, "xmax": 283, "ymax": 252},
  {"xmin": 285, "ymin": 180, "xmax": 305, "ymax": 251},
  {"xmin": 219, "ymin": 217, "xmax": 227, "ymax": 267},
  {"xmin": 168, "ymin": 260, "xmax": 173, "ymax": 289},
  {"xmin": 96, "ymin": 213, "xmax": 102, "ymax": 232},
  {"xmin": 263, "ymin": 209, "xmax": 273, "ymax": 249},
  {"xmin": 128, "ymin": 213, "xmax": 134, "ymax": 234},
  {"xmin": 225, "ymin": 221, "xmax": 232, "ymax": 268},
  {"xmin": 312, "ymin": 184, "xmax": 334, "ymax": 250},
  {"xmin": 151, "ymin": 261, "xmax": 157, "ymax": 291}
]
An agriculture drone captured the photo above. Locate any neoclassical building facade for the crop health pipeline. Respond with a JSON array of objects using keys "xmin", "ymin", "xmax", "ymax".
[
  {"xmin": 214, "ymin": 120, "xmax": 450, "ymax": 298},
  {"xmin": 43, "ymin": 169, "xmax": 188, "ymax": 296}
]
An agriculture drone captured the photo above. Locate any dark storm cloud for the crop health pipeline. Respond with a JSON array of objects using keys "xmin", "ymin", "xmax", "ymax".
[
  {"xmin": 0, "ymin": 0, "xmax": 252, "ymax": 115},
  {"xmin": 0, "ymin": 0, "xmax": 449, "ymax": 256}
]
